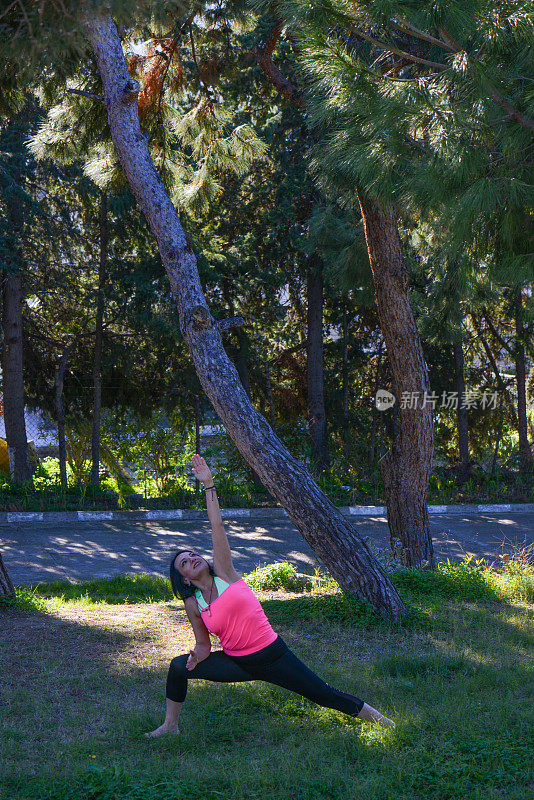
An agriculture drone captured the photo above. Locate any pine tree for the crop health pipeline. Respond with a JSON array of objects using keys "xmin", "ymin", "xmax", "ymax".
[{"xmin": 248, "ymin": 8, "xmax": 436, "ymax": 567}]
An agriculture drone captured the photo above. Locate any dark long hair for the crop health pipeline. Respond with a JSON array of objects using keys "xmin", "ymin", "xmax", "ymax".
[{"xmin": 169, "ymin": 550, "xmax": 215, "ymax": 601}]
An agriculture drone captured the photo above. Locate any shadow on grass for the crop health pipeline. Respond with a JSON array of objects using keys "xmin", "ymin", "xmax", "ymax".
[
  {"xmin": 1, "ymin": 572, "xmax": 532, "ymax": 800},
  {"xmin": 2, "ymin": 560, "xmax": 530, "ymax": 631}
]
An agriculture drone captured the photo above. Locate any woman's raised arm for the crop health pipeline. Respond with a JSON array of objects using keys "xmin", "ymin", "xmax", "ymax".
[{"xmin": 191, "ymin": 454, "xmax": 240, "ymax": 582}]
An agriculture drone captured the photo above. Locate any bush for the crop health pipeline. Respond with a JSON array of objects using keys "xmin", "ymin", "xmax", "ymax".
[
  {"xmin": 391, "ymin": 556, "xmax": 494, "ymax": 600},
  {"xmin": 245, "ymin": 562, "xmax": 308, "ymax": 592},
  {"xmin": 389, "ymin": 551, "xmax": 534, "ymax": 603}
]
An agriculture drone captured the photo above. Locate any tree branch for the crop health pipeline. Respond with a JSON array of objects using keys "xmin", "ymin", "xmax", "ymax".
[
  {"xmin": 390, "ymin": 20, "xmax": 455, "ymax": 52},
  {"xmin": 471, "ymin": 314, "xmax": 518, "ymax": 427},
  {"xmin": 67, "ymin": 88, "xmax": 104, "ymax": 102},
  {"xmin": 250, "ymin": 20, "xmax": 304, "ymax": 106},
  {"xmin": 218, "ymin": 316, "xmax": 245, "ymax": 332},
  {"xmin": 351, "ymin": 28, "xmax": 449, "ymax": 71},
  {"xmin": 479, "ymin": 77, "xmax": 534, "ymax": 133}
]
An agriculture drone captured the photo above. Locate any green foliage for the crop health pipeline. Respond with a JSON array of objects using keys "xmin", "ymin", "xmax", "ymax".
[
  {"xmin": 261, "ymin": 0, "xmax": 534, "ymax": 364},
  {"xmin": 0, "ymin": 478, "xmax": 106, "ymax": 510},
  {"xmin": 170, "ymin": 97, "xmax": 269, "ymax": 214},
  {"xmin": 244, "ymin": 561, "xmax": 306, "ymax": 592},
  {"xmin": 108, "ymin": 409, "xmax": 195, "ymax": 495},
  {"xmin": 1, "ymin": 0, "xmax": 532, "ymax": 513},
  {"xmin": 391, "ymin": 557, "xmax": 494, "ymax": 601},
  {"xmin": 428, "ymin": 472, "xmax": 458, "ymax": 502},
  {"xmin": 206, "ymin": 421, "xmax": 311, "ymax": 491},
  {"xmin": 6, "ymin": 553, "xmax": 533, "ymax": 617},
  {"xmin": 391, "ymin": 553, "xmax": 534, "ymax": 603}
]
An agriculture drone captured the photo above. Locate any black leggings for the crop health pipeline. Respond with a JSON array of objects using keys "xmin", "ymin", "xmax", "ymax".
[{"xmin": 166, "ymin": 636, "xmax": 364, "ymax": 717}]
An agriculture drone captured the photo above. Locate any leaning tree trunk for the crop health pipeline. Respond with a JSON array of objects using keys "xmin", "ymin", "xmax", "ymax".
[
  {"xmin": 512, "ymin": 286, "xmax": 533, "ymax": 474},
  {"xmin": 83, "ymin": 12, "xmax": 406, "ymax": 620},
  {"xmin": 91, "ymin": 191, "xmax": 107, "ymax": 486},
  {"xmin": 0, "ymin": 551, "xmax": 15, "ymax": 597},
  {"xmin": 452, "ymin": 338, "xmax": 471, "ymax": 483},
  {"xmin": 357, "ymin": 191, "xmax": 435, "ymax": 570},
  {"xmin": 307, "ymin": 255, "xmax": 329, "ymax": 474},
  {"xmin": 1, "ymin": 270, "xmax": 32, "ymax": 483}
]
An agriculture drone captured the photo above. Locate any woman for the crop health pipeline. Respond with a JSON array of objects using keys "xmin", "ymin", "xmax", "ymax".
[{"xmin": 145, "ymin": 454, "xmax": 395, "ymax": 737}]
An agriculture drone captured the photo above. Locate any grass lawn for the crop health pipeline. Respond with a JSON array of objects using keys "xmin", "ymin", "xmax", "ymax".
[{"xmin": 1, "ymin": 562, "xmax": 533, "ymax": 800}]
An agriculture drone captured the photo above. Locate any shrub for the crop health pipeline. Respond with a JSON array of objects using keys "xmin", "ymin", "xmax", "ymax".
[
  {"xmin": 390, "ymin": 556, "xmax": 495, "ymax": 600},
  {"xmin": 245, "ymin": 562, "xmax": 307, "ymax": 592}
]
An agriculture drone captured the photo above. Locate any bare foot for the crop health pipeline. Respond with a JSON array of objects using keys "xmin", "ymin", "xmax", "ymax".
[
  {"xmin": 144, "ymin": 722, "xmax": 180, "ymax": 738},
  {"xmin": 357, "ymin": 702, "xmax": 395, "ymax": 728}
]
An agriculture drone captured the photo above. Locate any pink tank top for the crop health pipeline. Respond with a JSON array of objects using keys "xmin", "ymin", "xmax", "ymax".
[{"xmin": 197, "ymin": 578, "xmax": 278, "ymax": 656}]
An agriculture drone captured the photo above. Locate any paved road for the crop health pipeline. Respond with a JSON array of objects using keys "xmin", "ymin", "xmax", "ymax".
[{"xmin": 1, "ymin": 511, "xmax": 532, "ymax": 586}]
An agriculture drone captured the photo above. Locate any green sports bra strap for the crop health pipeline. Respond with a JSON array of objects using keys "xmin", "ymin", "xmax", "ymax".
[{"xmin": 195, "ymin": 576, "xmax": 230, "ymax": 610}]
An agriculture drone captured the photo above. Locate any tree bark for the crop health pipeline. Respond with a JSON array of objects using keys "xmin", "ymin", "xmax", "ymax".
[
  {"xmin": 83, "ymin": 12, "xmax": 406, "ymax": 620},
  {"xmin": 342, "ymin": 301, "xmax": 350, "ymax": 459},
  {"xmin": 55, "ymin": 342, "xmax": 73, "ymax": 488},
  {"xmin": 357, "ymin": 191, "xmax": 435, "ymax": 570},
  {"xmin": 452, "ymin": 338, "xmax": 471, "ymax": 483},
  {"xmin": 512, "ymin": 286, "xmax": 533, "ymax": 474},
  {"xmin": 368, "ymin": 340, "xmax": 383, "ymax": 465},
  {"xmin": 1, "ymin": 270, "xmax": 32, "ymax": 483},
  {"xmin": 2, "ymin": 143, "xmax": 32, "ymax": 485},
  {"xmin": 91, "ymin": 191, "xmax": 107, "ymax": 486},
  {"xmin": 306, "ymin": 255, "xmax": 329, "ymax": 473},
  {"xmin": 390, "ymin": 379, "xmax": 399, "ymax": 442},
  {"xmin": 0, "ymin": 551, "xmax": 15, "ymax": 597}
]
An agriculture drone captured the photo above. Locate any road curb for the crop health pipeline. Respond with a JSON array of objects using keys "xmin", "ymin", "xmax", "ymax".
[{"xmin": 1, "ymin": 503, "xmax": 533, "ymax": 524}]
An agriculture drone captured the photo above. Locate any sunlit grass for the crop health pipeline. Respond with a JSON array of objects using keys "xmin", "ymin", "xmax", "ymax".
[{"xmin": 1, "ymin": 558, "xmax": 533, "ymax": 799}]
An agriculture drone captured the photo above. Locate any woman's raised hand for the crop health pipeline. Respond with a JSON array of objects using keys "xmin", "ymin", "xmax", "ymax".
[{"xmin": 192, "ymin": 454, "xmax": 212, "ymax": 486}]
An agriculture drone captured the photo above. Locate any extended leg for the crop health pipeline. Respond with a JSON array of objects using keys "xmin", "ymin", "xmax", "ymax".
[{"xmin": 244, "ymin": 648, "xmax": 394, "ymax": 727}]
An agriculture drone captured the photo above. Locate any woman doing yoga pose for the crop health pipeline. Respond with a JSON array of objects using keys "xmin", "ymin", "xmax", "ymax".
[{"xmin": 145, "ymin": 454, "xmax": 395, "ymax": 737}]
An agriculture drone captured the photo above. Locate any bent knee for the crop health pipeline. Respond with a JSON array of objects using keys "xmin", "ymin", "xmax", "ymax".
[{"xmin": 169, "ymin": 654, "xmax": 189, "ymax": 677}]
